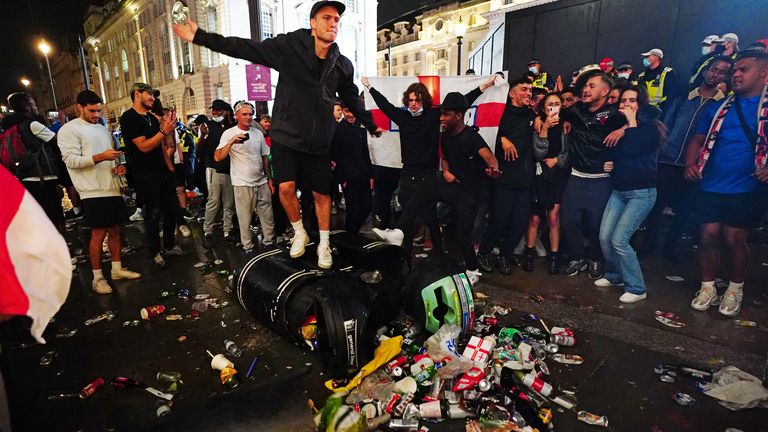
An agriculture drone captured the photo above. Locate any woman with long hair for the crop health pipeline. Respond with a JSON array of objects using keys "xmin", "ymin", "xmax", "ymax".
[
  {"xmin": 597, "ymin": 85, "xmax": 665, "ymax": 303},
  {"xmin": 526, "ymin": 92, "xmax": 570, "ymax": 274}
]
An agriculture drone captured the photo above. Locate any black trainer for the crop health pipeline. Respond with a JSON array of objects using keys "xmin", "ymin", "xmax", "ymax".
[
  {"xmin": 498, "ymin": 255, "xmax": 513, "ymax": 275},
  {"xmin": 587, "ymin": 260, "xmax": 603, "ymax": 279},
  {"xmin": 522, "ymin": 248, "xmax": 535, "ymax": 272},
  {"xmin": 563, "ymin": 258, "xmax": 587, "ymax": 276},
  {"xmin": 547, "ymin": 252, "xmax": 559, "ymax": 275},
  {"xmin": 477, "ymin": 253, "xmax": 494, "ymax": 273},
  {"xmin": 203, "ymin": 234, "xmax": 214, "ymax": 249}
]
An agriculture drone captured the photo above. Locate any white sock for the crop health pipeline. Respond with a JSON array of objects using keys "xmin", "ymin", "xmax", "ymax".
[
  {"xmin": 319, "ymin": 230, "xmax": 330, "ymax": 247},
  {"xmin": 291, "ymin": 220, "xmax": 306, "ymax": 235},
  {"xmin": 727, "ymin": 281, "xmax": 744, "ymax": 292},
  {"xmin": 93, "ymin": 269, "xmax": 104, "ymax": 280},
  {"xmin": 701, "ymin": 280, "xmax": 715, "ymax": 290},
  {"xmin": 112, "ymin": 261, "xmax": 122, "ymax": 272}
]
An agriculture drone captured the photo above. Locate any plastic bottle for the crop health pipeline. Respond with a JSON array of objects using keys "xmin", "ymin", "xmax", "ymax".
[{"xmin": 224, "ymin": 340, "xmax": 243, "ymax": 357}]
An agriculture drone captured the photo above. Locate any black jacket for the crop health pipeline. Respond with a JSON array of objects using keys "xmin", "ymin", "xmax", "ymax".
[
  {"xmin": 0, "ymin": 114, "xmax": 62, "ymax": 180},
  {"xmin": 331, "ymin": 119, "xmax": 372, "ymax": 180},
  {"xmin": 561, "ymin": 101, "xmax": 626, "ymax": 174},
  {"xmin": 193, "ymin": 28, "xmax": 376, "ymax": 155},
  {"xmin": 494, "ymin": 104, "xmax": 536, "ymax": 189}
]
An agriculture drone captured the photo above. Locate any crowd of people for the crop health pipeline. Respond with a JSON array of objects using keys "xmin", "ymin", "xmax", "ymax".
[{"xmin": 2, "ymin": 0, "xmax": 767, "ymax": 322}]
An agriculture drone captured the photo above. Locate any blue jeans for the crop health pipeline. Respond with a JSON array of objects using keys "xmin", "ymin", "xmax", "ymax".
[{"xmin": 599, "ymin": 188, "xmax": 657, "ymax": 294}]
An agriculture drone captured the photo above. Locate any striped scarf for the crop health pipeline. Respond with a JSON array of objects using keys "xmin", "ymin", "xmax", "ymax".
[{"xmin": 697, "ymin": 84, "xmax": 768, "ymax": 174}]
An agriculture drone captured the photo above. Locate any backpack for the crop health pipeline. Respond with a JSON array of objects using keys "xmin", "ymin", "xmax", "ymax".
[{"xmin": 0, "ymin": 124, "xmax": 28, "ymax": 174}]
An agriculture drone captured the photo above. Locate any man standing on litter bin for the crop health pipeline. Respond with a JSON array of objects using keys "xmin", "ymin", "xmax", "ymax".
[{"xmin": 173, "ymin": 0, "xmax": 382, "ymax": 269}]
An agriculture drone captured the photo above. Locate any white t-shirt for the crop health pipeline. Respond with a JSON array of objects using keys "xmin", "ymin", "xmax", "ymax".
[
  {"xmin": 216, "ymin": 126, "xmax": 269, "ymax": 187},
  {"xmin": 58, "ymin": 118, "xmax": 121, "ymax": 198},
  {"xmin": 29, "ymin": 121, "xmax": 56, "ymax": 143}
]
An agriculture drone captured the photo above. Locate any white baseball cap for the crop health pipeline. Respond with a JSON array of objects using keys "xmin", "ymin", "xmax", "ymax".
[
  {"xmin": 641, "ymin": 48, "xmax": 664, "ymax": 59},
  {"xmin": 701, "ymin": 35, "xmax": 723, "ymax": 45},
  {"xmin": 722, "ymin": 33, "xmax": 739, "ymax": 43}
]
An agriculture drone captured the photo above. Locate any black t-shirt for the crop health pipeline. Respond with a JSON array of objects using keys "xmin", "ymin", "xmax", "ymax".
[
  {"xmin": 119, "ymin": 108, "xmax": 168, "ymax": 175},
  {"xmin": 441, "ymin": 126, "xmax": 489, "ymax": 192}
]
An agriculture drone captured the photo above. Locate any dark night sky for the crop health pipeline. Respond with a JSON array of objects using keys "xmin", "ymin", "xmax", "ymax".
[{"xmin": 0, "ymin": 0, "xmax": 91, "ymax": 104}]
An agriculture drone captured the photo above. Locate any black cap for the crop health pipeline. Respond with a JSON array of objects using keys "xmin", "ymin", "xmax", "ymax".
[
  {"xmin": 528, "ymin": 59, "xmax": 541, "ymax": 66},
  {"xmin": 209, "ymin": 99, "xmax": 229, "ymax": 110},
  {"xmin": 310, "ymin": 1, "xmax": 345, "ymax": 18},
  {"xmin": 616, "ymin": 62, "xmax": 633, "ymax": 70},
  {"xmin": 441, "ymin": 92, "xmax": 469, "ymax": 112},
  {"xmin": 193, "ymin": 114, "xmax": 209, "ymax": 125}
]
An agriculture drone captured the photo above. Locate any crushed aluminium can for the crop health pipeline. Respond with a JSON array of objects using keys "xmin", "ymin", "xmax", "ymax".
[
  {"xmin": 674, "ymin": 392, "xmax": 696, "ymax": 407},
  {"xmin": 79, "ymin": 378, "xmax": 105, "ymax": 399},
  {"xmin": 551, "ymin": 354, "xmax": 584, "ymax": 365},
  {"xmin": 577, "ymin": 410, "xmax": 608, "ymax": 427}
]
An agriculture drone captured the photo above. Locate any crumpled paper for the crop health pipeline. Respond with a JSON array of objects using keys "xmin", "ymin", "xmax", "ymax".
[{"xmin": 704, "ymin": 366, "xmax": 768, "ymax": 410}]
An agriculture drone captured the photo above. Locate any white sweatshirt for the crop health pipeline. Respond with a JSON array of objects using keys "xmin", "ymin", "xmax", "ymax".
[{"xmin": 58, "ymin": 118, "xmax": 121, "ymax": 199}]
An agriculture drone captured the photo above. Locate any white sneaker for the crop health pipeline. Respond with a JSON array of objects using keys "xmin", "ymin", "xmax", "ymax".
[
  {"xmin": 178, "ymin": 225, "xmax": 191, "ymax": 238},
  {"xmin": 372, "ymin": 228, "xmax": 404, "ymax": 246},
  {"xmin": 690, "ymin": 286, "xmax": 717, "ymax": 311},
  {"xmin": 465, "ymin": 269, "xmax": 482, "ymax": 286},
  {"xmin": 594, "ymin": 278, "xmax": 624, "ymax": 288},
  {"xmin": 718, "ymin": 289, "xmax": 743, "ymax": 317},
  {"xmin": 289, "ymin": 230, "xmax": 310, "ymax": 258},
  {"xmin": 92, "ymin": 278, "xmax": 113, "ymax": 294},
  {"xmin": 111, "ymin": 268, "xmax": 142, "ymax": 280},
  {"xmin": 129, "ymin": 208, "xmax": 144, "ymax": 222},
  {"xmin": 619, "ymin": 292, "xmax": 646, "ymax": 303},
  {"xmin": 317, "ymin": 244, "xmax": 333, "ymax": 269}
]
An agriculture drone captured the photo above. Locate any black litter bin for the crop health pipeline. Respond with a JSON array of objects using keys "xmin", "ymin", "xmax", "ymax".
[
  {"xmin": 404, "ymin": 255, "xmax": 476, "ymax": 336},
  {"xmin": 233, "ymin": 232, "xmax": 406, "ymax": 376}
]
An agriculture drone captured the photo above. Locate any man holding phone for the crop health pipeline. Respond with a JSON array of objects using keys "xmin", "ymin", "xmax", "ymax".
[{"xmin": 215, "ymin": 101, "xmax": 275, "ymax": 253}]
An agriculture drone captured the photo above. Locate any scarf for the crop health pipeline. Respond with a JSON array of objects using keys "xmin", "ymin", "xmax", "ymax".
[{"xmin": 697, "ymin": 84, "xmax": 768, "ymax": 175}]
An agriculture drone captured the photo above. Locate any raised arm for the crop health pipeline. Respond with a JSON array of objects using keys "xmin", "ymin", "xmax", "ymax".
[
  {"xmin": 362, "ymin": 77, "xmax": 407, "ymax": 125},
  {"xmin": 339, "ymin": 70, "xmax": 380, "ymax": 135}
]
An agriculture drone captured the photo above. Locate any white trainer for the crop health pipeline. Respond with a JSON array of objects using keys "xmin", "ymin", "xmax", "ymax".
[
  {"xmin": 594, "ymin": 278, "xmax": 624, "ymax": 288},
  {"xmin": 718, "ymin": 289, "xmax": 743, "ymax": 317},
  {"xmin": 92, "ymin": 278, "xmax": 113, "ymax": 294},
  {"xmin": 690, "ymin": 286, "xmax": 717, "ymax": 311},
  {"xmin": 111, "ymin": 268, "xmax": 142, "ymax": 280},
  {"xmin": 178, "ymin": 224, "xmax": 192, "ymax": 238},
  {"xmin": 619, "ymin": 292, "xmax": 646, "ymax": 303},
  {"xmin": 372, "ymin": 228, "xmax": 405, "ymax": 246},
  {"xmin": 317, "ymin": 244, "xmax": 333, "ymax": 269},
  {"xmin": 290, "ymin": 230, "xmax": 310, "ymax": 258},
  {"xmin": 129, "ymin": 208, "xmax": 144, "ymax": 222},
  {"xmin": 465, "ymin": 269, "xmax": 482, "ymax": 286}
]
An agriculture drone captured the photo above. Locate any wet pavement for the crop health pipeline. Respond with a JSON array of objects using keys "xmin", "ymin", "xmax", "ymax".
[{"xmin": 2, "ymin": 200, "xmax": 767, "ymax": 431}]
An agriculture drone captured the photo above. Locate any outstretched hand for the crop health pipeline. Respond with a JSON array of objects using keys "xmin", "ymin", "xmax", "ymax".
[
  {"xmin": 361, "ymin": 77, "xmax": 370, "ymax": 88},
  {"xmin": 480, "ymin": 75, "xmax": 497, "ymax": 92},
  {"xmin": 172, "ymin": 18, "xmax": 199, "ymax": 42}
]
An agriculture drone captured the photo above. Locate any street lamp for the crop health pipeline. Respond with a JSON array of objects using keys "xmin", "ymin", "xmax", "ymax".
[
  {"xmin": 37, "ymin": 39, "xmax": 58, "ymax": 110},
  {"xmin": 21, "ymin": 78, "xmax": 31, "ymax": 88},
  {"xmin": 455, "ymin": 16, "xmax": 467, "ymax": 76}
]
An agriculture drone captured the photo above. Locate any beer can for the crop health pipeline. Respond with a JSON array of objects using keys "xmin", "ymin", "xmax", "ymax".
[
  {"xmin": 140, "ymin": 305, "xmax": 166, "ymax": 320},
  {"xmin": 478, "ymin": 379, "xmax": 492, "ymax": 392},
  {"xmin": 79, "ymin": 378, "xmax": 105, "ymax": 399},
  {"xmin": 391, "ymin": 366, "xmax": 404, "ymax": 377},
  {"xmin": 393, "ymin": 393, "xmax": 414, "ymax": 417},
  {"xmin": 220, "ymin": 367, "xmax": 239, "ymax": 389},
  {"xmin": 385, "ymin": 355, "xmax": 407, "ymax": 374},
  {"xmin": 157, "ymin": 371, "xmax": 182, "ymax": 382},
  {"xmin": 550, "ymin": 334, "xmax": 575, "ymax": 346},
  {"xmin": 384, "ymin": 392, "xmax": 401, "ymax": 414}
]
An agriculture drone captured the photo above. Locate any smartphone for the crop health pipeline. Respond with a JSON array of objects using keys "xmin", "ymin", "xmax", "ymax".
[
  {"xmin": 237, "ymin": 133, "xmax": 249, "ymax": 143},
  {"xmin": 547, "ymin": 106, "xmax": 560, "ymax": 116}
]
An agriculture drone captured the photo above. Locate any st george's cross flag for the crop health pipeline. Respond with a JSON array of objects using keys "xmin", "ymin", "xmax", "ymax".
[
  {"xmin": 0, "ymin": 165, "xmax": 70, "ymax": 343},
  {"xmin": 364, "ymin": 74, "xmax": 509, "ymax": 169}
]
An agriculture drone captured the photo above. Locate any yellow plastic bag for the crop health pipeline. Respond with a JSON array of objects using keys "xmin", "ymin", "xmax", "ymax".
[{"xmin": 324, "ymin": 336, "xmax": 403, "ymax": 392}]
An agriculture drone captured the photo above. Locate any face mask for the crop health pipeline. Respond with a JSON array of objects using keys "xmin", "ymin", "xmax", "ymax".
[
  {"xmin": 212, "ymin": 115, "xmax": 224, "ymax": 122},
  {"xmin": 642, "ymin": 58, "xmax": 651, "ymax": 68},
  {"xmin": 410, "ymin": 107, "xmax": 424, "ymax": 117},
  {"xmin": 617, "ymin": 72, "xmax": 630, "ymax": 79},
  {"xmin": 701, "ymin": 46, "xmax": 712, "ymax": 56},
  {"xmin": 528, "ymin": 66, "xmax": 539, "ymax": 75}
]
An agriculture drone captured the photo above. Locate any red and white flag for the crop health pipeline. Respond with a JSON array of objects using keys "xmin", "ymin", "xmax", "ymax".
[
  {"xmin": 0, "ymin": 165, "xmax": 71, "ymax": 343},
  {"xmin": 364, "ymin": 74, "xmax": 509, "ymax": 168}
]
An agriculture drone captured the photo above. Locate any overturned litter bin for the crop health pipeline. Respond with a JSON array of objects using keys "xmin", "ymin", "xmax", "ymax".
[
  {"xmin": 234, "ymin": 231, "xmax": 407, "ymax": 376},
  {"xmin": 404, "ymin": 255, "xmax": 476, "ymax": 336}
]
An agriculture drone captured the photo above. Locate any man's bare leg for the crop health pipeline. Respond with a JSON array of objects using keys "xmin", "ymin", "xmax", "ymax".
[
  {"xmin": 313, "ymin": 191, "xmax": 333, "ymax": 269},
  {"xmin": 280, "ymin": 181, "xmax": 310, "ymax": 258}
]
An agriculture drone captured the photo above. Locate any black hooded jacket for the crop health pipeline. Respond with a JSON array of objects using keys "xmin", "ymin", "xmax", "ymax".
[
  {"xmin": 494, "ymin": 104, "xmax": 536, "ymax": 189},
  {"xmin": 1, "ymin": 114, "xmax": 62, "ymax": 180},
  {"xmin": 193, "ymin": 28, "xmax": 376, "ymax": 155}
]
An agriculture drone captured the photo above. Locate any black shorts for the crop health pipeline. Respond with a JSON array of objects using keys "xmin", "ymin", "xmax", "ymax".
[
  {"xmin": 694, "ymin": 190, "xmax": 768, "ymax": 230},
  {"xmin": 22, "ymin": 179, "xmax": 64, "ymax": 226},
  {"xmin": 174, "ymin": 163, "xmax": 186, "ymax": 188},
  {"xmin": 271, "ymin": 143, "xmax": 331, "ymax": 195},
  {"xmin": 81, "ymin": 196, "xmax": 129, "ymax": 228}
]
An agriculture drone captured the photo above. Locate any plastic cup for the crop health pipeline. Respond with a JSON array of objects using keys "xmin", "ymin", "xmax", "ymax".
[{"xmin": 210, "ymin": 354, "xmax": 234, "ymax": 370}]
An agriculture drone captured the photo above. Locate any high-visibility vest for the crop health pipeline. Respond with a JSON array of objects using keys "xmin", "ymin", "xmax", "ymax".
[
  {"xmin": 639, "ymin": 67, "xmax": 673, "ymax": 106},
  {"xmin": 532, "ymin": 72, "xmax": 549, "ymax": 89}
]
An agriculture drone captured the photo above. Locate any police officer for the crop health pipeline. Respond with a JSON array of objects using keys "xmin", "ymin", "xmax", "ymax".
[
  {"xmin": 527, "ymin": 59, "xmax": 555, "ymax": 90},
  {"xmin": 615, "ymin": 62, "xmax": 636, "ymax": 85},
  {"xmin": 637, "ymin": 48, "xmax": 677, "ymax": 111}
]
